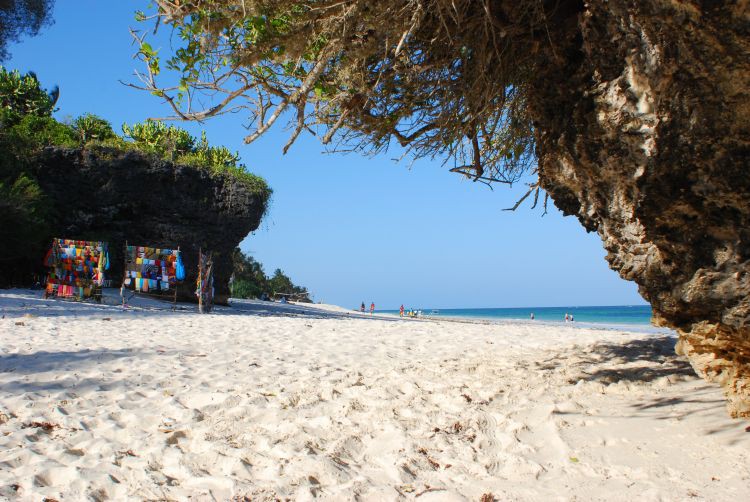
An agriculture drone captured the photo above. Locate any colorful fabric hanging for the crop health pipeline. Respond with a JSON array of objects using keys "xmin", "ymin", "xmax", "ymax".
[
  {"xmin": 44, "ymin": 238, "xmax": 107, "ymax": 302},
  {"xmin": 175, "ymin": 251, "xmax": 185, "ymax": 281},
  {"xmin": 123, "ymin": 244, "xmax": 183, "ymax": 296}
]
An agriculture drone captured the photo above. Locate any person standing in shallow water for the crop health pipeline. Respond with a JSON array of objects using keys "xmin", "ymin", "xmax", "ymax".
[
  {"xmin": 360, "ymin": 302, "xmax": 365, "ymax": 313},
  {"xmin": 530, "ymin": 312, "xmax": 535, "ymax": 320},
  {"xmin": 370, "ymin": 302, "xmax": 375, "ymax": 315},
  {"xmin": 400, "ymin": 304, "xmax": 405, "ymax": 317}
]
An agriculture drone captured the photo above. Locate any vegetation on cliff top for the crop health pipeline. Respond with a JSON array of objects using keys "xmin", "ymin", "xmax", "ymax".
[{"xmin": 0, "ymin": 67, "xmax": 271, "ymax": 200}]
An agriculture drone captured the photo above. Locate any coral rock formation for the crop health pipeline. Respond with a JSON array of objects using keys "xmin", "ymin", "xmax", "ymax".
[
  {"xmin": 33, "ymin": 147, "xmax": 268, "ymax": 305},
  {"xmin": 530, "ymin": 1, "xmax": 750, "ymax": 416}
]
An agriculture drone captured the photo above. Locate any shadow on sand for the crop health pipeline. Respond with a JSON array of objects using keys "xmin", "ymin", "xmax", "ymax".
[
  {"xmin": 0, "ymin": 289, "xmax": 188, "ymax": 319},
  {"xmin": 224, "ymin": 299, "xmax": 400, "ymax": 322},
  {"xmin": 575, "ymin": 335, "xmax": 697, "ymax": 384},
  {"xmin": 0, "ymin": 348, "xmax": 147, "ymax": 394},
  {"xmin": 0, "ymin": 289, "xmax": 400, "ymax": 322},
  {"xmin": 0, "ymin": 348, "xmax": 143, "ymax": 375},
  {"xmin": 561, "ymin": 335, "xmax": 749, "ymax": 440}
]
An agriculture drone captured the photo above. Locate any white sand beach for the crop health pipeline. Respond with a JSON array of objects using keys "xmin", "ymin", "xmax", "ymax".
[{"xmin": 0, "ymin": 290, "xmax": 748, "ymax": 501}]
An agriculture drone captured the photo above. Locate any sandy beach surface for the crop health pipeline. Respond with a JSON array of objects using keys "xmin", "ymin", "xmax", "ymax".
[{"xmin": 0, "ymin": 290, "xmax": 748, "ymax": 501}]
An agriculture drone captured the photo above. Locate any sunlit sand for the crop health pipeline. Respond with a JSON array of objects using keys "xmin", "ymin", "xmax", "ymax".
[{"xmin": 1, "ymin": 290, "xmax": 748, "ymax": 501}]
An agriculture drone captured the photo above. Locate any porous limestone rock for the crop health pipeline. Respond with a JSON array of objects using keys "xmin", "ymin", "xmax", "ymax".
[
  {"xmin": 33, "ymin": 147, "xmax": 268, "ymax": 305},
  {"xmin": 529, "ymin": 1, "xmax": 750, "ymax": 416}
]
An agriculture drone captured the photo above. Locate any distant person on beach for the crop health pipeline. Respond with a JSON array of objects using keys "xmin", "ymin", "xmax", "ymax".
[
  {"xmin": 370, "ymin": 302, "xmax": 375, "ymax": 315},
  {"xmin": 400, "ymin": 305, "xmax": 404, "ymax": 317},
  {"xmin": 570, "ymin": 314, "xmax": 574, "ymax": 322},
  {"xmin": 360, "ymin": 302, "xmax": 365, "ymax": 312},
  {"xmin": 565, "ymin": 313, "xmax": 569, "ymax": 322},
  {"xmin": 530, "ymin": 312, "xmax": 535, "ymax": 320}
]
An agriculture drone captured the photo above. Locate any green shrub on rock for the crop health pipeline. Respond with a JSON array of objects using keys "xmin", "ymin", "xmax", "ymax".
[
  {"xmin": 121, "ymin": 121, "xmax": 272, "ymax": 205},
  {"xmin": 73, "ymin": 113, "xmax": 116, "ymax": 144},
  {"xmin": 7, "ymin": 114, "xmax": 77, "ymax": 150},
  {"xmin": 122, "ymin": 119, "xmax": 194, "ymax": 158},
  {"xmin": 0, "ymin": 67, "xmax": 55, "ymax": 124}
]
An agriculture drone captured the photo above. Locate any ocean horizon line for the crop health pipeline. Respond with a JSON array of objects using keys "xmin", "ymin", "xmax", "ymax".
[
  {"xmin": 374, "ymin": 304, "xmax": 655, "ymax": 327},
  {"xmin": 375, "ymin": 303, "xmax": 650, "ymax": 311}
]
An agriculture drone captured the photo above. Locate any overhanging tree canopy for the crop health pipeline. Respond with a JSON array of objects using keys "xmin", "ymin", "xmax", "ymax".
[
  {"xmin": 131, "ymin": 1, "xmax": 574, "ymax": 193},
  {"xmin": 0, "ymin": 0, "xmax": 55, "ymax": 60}
]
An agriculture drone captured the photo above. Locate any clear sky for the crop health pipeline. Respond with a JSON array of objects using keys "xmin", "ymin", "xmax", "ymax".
[{"xmin": 7, "ymin": 1, "xmax": 646, "ymax": 309}]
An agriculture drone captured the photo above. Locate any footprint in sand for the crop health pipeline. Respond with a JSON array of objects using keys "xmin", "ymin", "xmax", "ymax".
[
  {"xmin": 475, "ymin": 410, "xmax": 527, "ymax": 477},
  {"xmin": 511, "ymin": 404, "xmax": 572, "ymax": 472}
]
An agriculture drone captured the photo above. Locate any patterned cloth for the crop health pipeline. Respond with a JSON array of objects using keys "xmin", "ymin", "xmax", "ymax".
[
  {"xmin": 123, "ymin": 245, "xmax": 181, "ymax": 294},
  {"xmin": 45, "ymin": 239, "xmax": 108, "ymax": 301}
]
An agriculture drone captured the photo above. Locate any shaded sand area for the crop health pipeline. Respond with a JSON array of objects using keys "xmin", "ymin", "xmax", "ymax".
[{"xmin": 0, "ymin": 290, "xmax": 748, "ymax": 501}]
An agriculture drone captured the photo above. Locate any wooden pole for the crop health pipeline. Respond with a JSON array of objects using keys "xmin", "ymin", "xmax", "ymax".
[
  {"xmin": 205, "ymin": 252, "xmax": 213, "ymax": 313},
  {"xmin": 122, "ymin": 240, "xmax": 130, "ymax": 307},
  {"xmin": 173, "ymin": 245, "xmax": 179, "ymax": 310},
  {"xmin": 198, "ymin": 248, "xmax": 203, "ymax": 314}
]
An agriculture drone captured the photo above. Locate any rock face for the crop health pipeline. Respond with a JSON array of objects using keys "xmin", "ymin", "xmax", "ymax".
[
  {"xmin": 33, "ymin": 147, "xmax": 268, "ymax": 305},
  {"xmin": 528, "ymin": 1, "xmax": 750, "ymax": 416}
]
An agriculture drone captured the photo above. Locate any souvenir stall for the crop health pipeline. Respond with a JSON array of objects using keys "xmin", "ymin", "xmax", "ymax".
[
  {"xmin": 44, "ymin": 238, "xmax": 109, "ymax": 302},
  {"xmin": 122, "ymin": 243, "xmax": 185, "ymax": 306},
  {"xmin": 196, "ymin": 249, "xmax": 214, "ymax": 314}
]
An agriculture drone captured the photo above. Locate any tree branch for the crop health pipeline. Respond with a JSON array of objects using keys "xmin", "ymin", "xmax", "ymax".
[
  {"xmin": 503, "ymin": 181, "xmax": 541, "ymax": 211},
  {"xmin": 244, "ymin": 51, "xmax": 332, "ymax": 145}
]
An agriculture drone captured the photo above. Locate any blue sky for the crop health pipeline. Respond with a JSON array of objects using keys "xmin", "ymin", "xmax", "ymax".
[{"xmin": 7, "ymin": 1, "xmax": 646, "ymax": 309}]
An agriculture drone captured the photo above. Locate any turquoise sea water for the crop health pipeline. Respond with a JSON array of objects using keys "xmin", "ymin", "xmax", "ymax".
[{"xmin": 380, "ymin": 305, "xmax": 656, "ymax": 328}]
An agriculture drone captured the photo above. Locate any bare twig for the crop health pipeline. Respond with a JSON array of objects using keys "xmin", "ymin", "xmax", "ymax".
[{"xmin": 503, "ymin": 181, "xmax": 541, "ymax": 211}]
